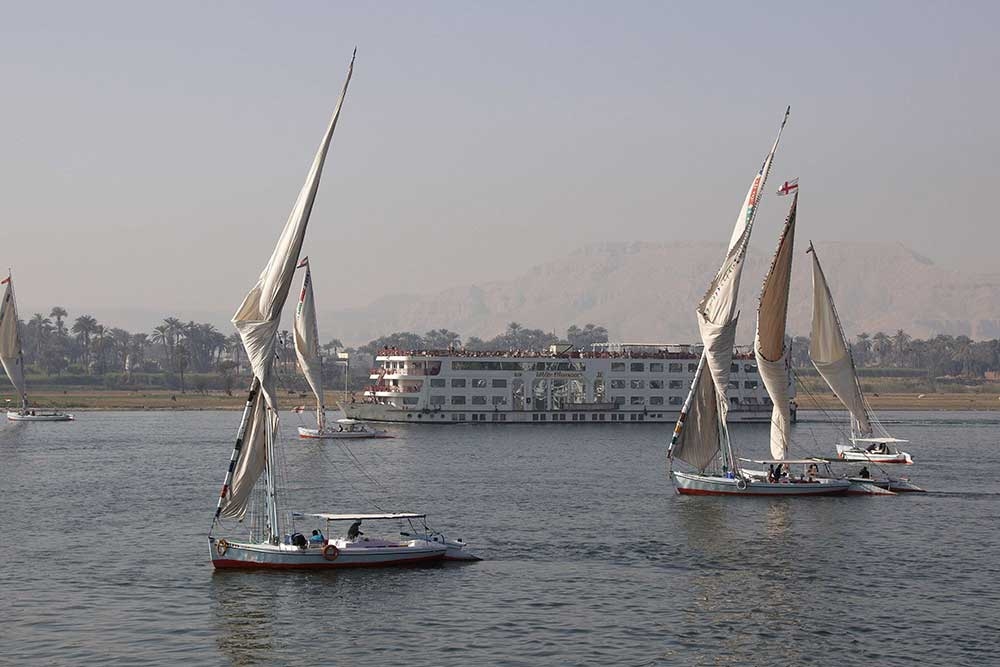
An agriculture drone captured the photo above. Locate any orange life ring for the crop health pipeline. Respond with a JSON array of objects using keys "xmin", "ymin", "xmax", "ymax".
[
  {"xmin": 216, "ymin": 538, "xmax": 229, "ymax": 556},
  {"xmin": 322, "ymin": 544, "xmax": 340, "ymax": 561}
]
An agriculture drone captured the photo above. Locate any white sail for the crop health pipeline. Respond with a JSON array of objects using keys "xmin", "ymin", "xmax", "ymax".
[
  {"xmin": 697, "ymin": 222, "xmax": 751, "ymax": 419},
  {"xmin": 669, "ymin": 108, "xmax": 789, "ymax": 471},
  {"xmin": 808, "ymin": 245, "xmax": 873, "ymax": 436},
  {"xmin": 727, "ymin": 106, "xmax": 790, "ymax": 250},
  {"xmin": 754, "ymin": 192, "xmax": 797, "ymax": 459},
  {"xmin": 668, "ymin": 362, "xmax": 721, "ymax": 472},
  {"xmin": 294, "ymin": 259, "xmax": 325, "ymax": 431},
  {"xmin": 219, "ymin": 53, "xmax": 354, "ymax": 520},
  {"xmin": 0, "ymin": 276, "xmax": 27, "ymax": 409}
]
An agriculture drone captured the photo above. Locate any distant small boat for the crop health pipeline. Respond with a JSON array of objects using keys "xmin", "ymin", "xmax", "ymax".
[
  {"xmin": 298, "ymin": 417, "xmax": 392, "ymax": 439},
  {"xmin": 1, "ymin": 272, "xmax": 73, "ymax": 422},
  {"xmin": 807, "ymin": 245, "xmax": 913, "ymax": 464}
]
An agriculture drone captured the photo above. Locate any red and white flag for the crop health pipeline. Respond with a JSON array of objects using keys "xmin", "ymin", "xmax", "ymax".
[
  {"xmin": 0, "ymin": 276, "xmax": 9, "ymax": 285},
  {"xmin": 296, "ymin": 256, "xmax": 309, "ymax": 268},
  {"xmin": 776, "ymin": 178, "xmax": 798, "ymax": 196}
]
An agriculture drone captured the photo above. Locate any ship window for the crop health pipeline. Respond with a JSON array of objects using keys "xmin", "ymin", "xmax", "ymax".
[
  {"xmin": 649, "ymin": 362, "xmax": 664, "ymax": 372},
  {"xmin": 650, "ymin": 396, "xmax": 664, "ymax": 405},
  {"xmin": 728, "ymin": 380, "xmax": 739, "ymax": 390},
  {"xmin": 744, "ymin": 363, "xmax": 758, "ymax": 373},
  {"xmin": 472, "ymin": 396, "xmax": 487, "ymax": 405},
  {"xmin": 599, "ymin": 414, "xmax": 606, "ymax": 420},
  {"xmin": 492, "ymin": 379, "xmax": 507, "ymax": 388},
  {"xmin": 669, "ymin": 380, "xmax": 683, "ymax": 389},
  {"xmin": 540, "ymin": 414, "xmax": 546, "ymax": 421},
  {"xmin": 763, "ymin": 397, "xmax": 773, "ymax": 406},
  {"xmin": 630, "ymin": 362, "xmax": 644, "ymax": 372},
  {"xmin": 459, "ymin": 413, "xmax": 466, "ymax": 421},
  {"xmin": 500, "ymin": 414, "xmax": 506, "ymax": 421},
  {"xmin": 730, "ymin": 397, "xmax": 741, "ymax": 407},
  {"xmin": 669, "ymin": 396, "xmax": 683, "ymax": 405},
  {"xmin": 630, "ymin": 379, "xmax": 644, "ymax": 389},
  {"xmin": 668, "ymin": 363, "xmax": 683, "ymax": 373},
  {"xmin": 744, "ymin": 380, "xmax": 759, "ymax": 390},
  {"xmin": 612, "ymin": 396, "xmax": 626, "ymax": 405},
  {"xmin": 650, "ymin": 379, "xmax": 663, "ymax": 389},
  {"xmin": 746, "ymin": 397, "xmax": 758, "ymax": 405},
  {"xmin": 430, "ymin": 378, "xmax": 445, "ymax": 387},
  {"xmin": 610, "ymin": 379, "xmax": 626, "ymax": 389},
  {"xmin": 431, "ymin": 395, "xmax": 445, "ymax": 405},
  {"xmin": 472, "ymin": 378, "xmax": 487, "ymax": 388},
  {"xmin": 492, "ymin": 395, "xmax": 507, "ymax": 405},
  {"xmin": 611, "ymin": 362, "xmax": 626, "ymax": 372},
  {"xmin": 731, "ymin": 363, "xmax": 739, "ymax": 373},
  {"xmin": 592, "ymin": 414, "xmax": 599, "ymax": 421},
  {"xmin": 630, "ymin": 396, "xmax": 645, "ymax": 405},
  {"xmin": 451, "ymin": 396, "xmax": 466, "ymax": 405},
  {"xmin": 403, "ymin": 397, "xmax": 418, "ymax": 405},
  {"xmin": 451, "ymin": 378, "xmax": 466, "ymax": 388},
  {"xmin": 688, "ymin": 363, "xmax": 698, "ymax": 372}
]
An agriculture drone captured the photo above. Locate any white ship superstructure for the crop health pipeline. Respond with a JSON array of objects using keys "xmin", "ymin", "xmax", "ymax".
[{"xmin": 342, "ymin": 344, "xmax": 795, "ymax": 425}]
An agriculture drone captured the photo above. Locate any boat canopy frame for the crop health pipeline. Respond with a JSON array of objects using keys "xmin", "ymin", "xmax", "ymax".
[{"xmin": 293, "ymin": 512, "xmax": 427, "ymax": 522}]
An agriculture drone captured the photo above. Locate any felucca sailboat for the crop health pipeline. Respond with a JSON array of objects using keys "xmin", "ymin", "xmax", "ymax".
[
  {"xmin": 808, "ymin": 244, "xmax": 913, "ymax": 465},
  {"xmin": 667, "ymin": 109, "xmax": 849, "ymax": 496},
  {"xmin": 1, "ymin": 273, "xmax": 73, "ymax": 422},
  {"xmin": 293, "ymin": 258, "xmax": 389, "ymax": 440},
  {"xmin": 209, "ymin": 52, "xmax": 477, "ymax": 568}
]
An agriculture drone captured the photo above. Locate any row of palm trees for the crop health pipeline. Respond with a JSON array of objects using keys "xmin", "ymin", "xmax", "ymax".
[
  {"xmin": 789, "ymin": 330, "xmax": 1000, "ymax": 378},
  {"xmin": 19, "ymin": 309, "xmax": 237, "ymax": 378}
]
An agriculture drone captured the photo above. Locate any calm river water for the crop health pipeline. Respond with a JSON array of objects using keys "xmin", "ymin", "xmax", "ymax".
[{"xmin": 1, "ymin": 409, "xmax": 998, "ymax": 666}]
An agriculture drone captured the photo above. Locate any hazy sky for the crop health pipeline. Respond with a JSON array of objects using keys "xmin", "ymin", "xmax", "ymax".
[{"xmin": 3, "ymin": 1, "xmax": 997, "ymax": 331}]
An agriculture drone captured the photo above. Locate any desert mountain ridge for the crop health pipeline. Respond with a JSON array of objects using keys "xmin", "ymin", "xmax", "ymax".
[{"xmin": 323, "ymin": 241, "xmax": 1000, "ymax": 346}]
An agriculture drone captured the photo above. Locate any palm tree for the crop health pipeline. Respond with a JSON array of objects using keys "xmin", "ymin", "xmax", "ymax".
[
  {"xmin": 226, "ymin": 333, "xmax": 244, "ymax": 375},
  {"xmin": 71, "ymin": 315, "xmax": 99, "ymax": 369},
  {"xmin": 49, "ymin": 307, "xmax": 68, "ymax": 337},
  {"xmin": 893, "ymin": 329, "xmax": 911, "ymax": 368},
  {"xmin": 151, "ymin": 324, "xmax": 171, "ymax": 367},
  {"xmin": 854, "ymin": 332, "xmax": 871, "ymax": 367},
  {"xmin": 130, "ymin": 333, "xmax": 149, "ymax": 371}
]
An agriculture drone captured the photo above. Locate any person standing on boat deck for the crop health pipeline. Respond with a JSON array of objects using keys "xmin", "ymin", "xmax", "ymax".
[
  {"xmin": 347, "ymin": 520, "xmax": 363, "ymax": 540},
  {"xmin": 309, "ymin": 529, "xmax": 325, "ymax": 545},
  {"xmin": 858, "ymin": 466, "xmax": 871, "ymax": 479}
]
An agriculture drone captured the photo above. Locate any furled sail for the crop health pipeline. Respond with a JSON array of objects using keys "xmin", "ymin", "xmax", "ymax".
[
  {"xmin": 219, "ymin": 53, "xmax": 354, "ymax": 520},
  {"xmin": 754, "ymin": 192, "xmax": 797, "ymax": 459},
  {"xmin": 294, "ymin": 258, "xmax": 325, "ymax": 431},
  {"xmin": 0, "ymin": 275, "xmax": 27, "ymax": 409},
  {"xmin": 727, "ymin": 106, "xmax": 790, "ymax": 250},
  {"xmin": 808, "ymin": 244, "xmax": 873, "ymax": 436}
]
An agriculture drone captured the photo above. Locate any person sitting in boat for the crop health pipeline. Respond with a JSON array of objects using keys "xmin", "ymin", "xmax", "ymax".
[
  {"xmin": 309, "ymin": 529, "xmax": 325, "ymax": 545},
  {"xmin": 347, "ymin": 520, "xmax": 364, "ymax": 540},
  {"xmin": 867, "ymin": 442, "xmax": 888, "ymax": 454},
  {"xmin": 806, "ymin": 463, "xmax": 819, "ymax": 480},
  {"xmin": 858, "ymin": 466, "xmax": 871, "ymax": 479},
  {"xmin": 767, "ymin": 464, "xmax": 777, "ymax": 483}
]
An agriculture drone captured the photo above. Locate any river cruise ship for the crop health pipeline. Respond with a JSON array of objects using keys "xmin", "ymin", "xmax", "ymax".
[{"xmin": 341, "ymin": 343, "xmax": 795, "ymax": 425}]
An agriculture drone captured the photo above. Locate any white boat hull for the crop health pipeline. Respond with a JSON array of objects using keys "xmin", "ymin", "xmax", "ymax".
[
  {"xmin": 836, "ymin": 445, "xmax": 912, "ymax": 464},
  {"xmin": 672, "ymin": 471, "xmax": 851, "ymax": 496},
  {"xmin": 210, "ymin": 537, "xmax": 448, "ymax": 569},
  {"xmin": 7, "ymin": 411, "xmax": 74, "ymax": 422},
  {"xmin": 297, "ymin": 426, "xmax": 392, "ymax": 439}
]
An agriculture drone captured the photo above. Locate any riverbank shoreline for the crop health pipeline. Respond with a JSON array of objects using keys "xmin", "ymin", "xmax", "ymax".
[{"xmin": 5, "ymin": 389, "xmax": 1000, "ymax": 412}]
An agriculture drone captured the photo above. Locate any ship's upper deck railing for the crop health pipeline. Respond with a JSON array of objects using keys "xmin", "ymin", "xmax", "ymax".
[{"xmin": 373, "ymin": 345, "xmax": 757, "ymax": 361}]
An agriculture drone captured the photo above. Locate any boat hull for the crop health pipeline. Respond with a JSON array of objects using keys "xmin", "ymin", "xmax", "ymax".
[
  {"xmin": 297, "ymin": 426, "xmax": 392, "ymax": 439},
  {"xmin": 7, "ymin": 411, "xmax": 74, "ymax": 422},
  {"xmin": 672, "ymin": 471, "xmax": 851, "ymax": 496},
  {"xmin": 848, "ymin": 477, "xmax": 925, "ymax": 493},
  {"xmin": 836, "ymin": 445, "xmax": 912, "ymax": 464},
  {"xmin": 210, "ymin": 538, "xmax": 447, "ymax": 569}
]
